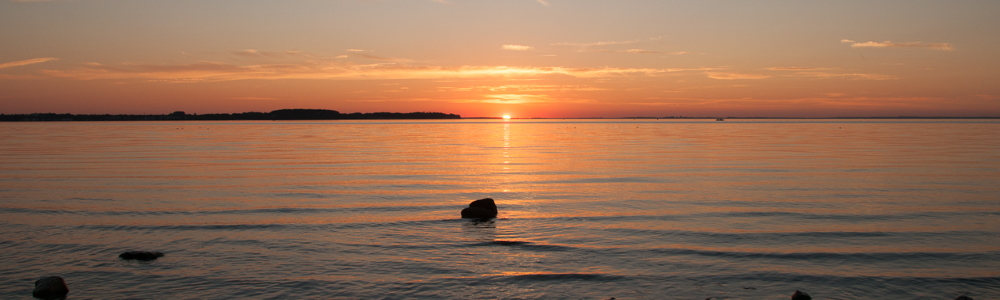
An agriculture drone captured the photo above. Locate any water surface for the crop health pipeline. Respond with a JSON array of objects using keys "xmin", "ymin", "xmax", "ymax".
[{"xmin": 1, "ymin": 119, "xmax": 998, "ymax": 299}]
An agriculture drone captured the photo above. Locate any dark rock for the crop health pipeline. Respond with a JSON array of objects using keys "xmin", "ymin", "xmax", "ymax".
[
  {"xmin": 791, "ymin": 290, "xmax": 811, "ymax": 300},
  {"xmin": 461, "ymin": 198, "xmax": 497, "ymax": 219},
  {"xmin": 32, "ymin": 276, "xmax": 68, "ymax": 300},
  {"xmin": 119, "ymin": 251, "xmax": 164, "ymax": 261},
  {"xmin": 955, "ymin": 296, "xmax": 974, "ymax": 300}
]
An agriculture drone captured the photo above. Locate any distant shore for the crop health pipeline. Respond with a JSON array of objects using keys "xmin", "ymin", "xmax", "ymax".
[
  {"xmin": 0, "ymin": 109, "xmax": 461, "ymax": 121},
  {"xmin": 1, "ymin": 109, "xmax": 997, "ymax": 121}
]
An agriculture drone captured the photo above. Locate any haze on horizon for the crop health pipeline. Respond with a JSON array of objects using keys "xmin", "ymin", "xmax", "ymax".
[{"xmin": 1, "ymin": 0, "xmax": 998, "ymax": 118}]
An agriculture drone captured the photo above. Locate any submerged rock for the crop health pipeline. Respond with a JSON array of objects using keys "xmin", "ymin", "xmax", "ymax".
[
  {"xmin": 955, "ymin": 296, "xmax": 974, "ymax": 300},
  {"xmin": 32, "ymin": 276, "xmax": 68, "ymax": 300},
  {"xmin": 460, "ymin": 198, "xmax": 497, "ymax": 219},
  {"xmin": 119, "ymin": 251, "xmax": 164, "ymax": 261},
  {"xmin": 791, "ymin": 290, "xmax": 811, "ymax": 300}
]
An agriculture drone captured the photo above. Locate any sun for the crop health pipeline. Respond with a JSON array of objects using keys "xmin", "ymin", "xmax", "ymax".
[{"xmin": 502, "ymin": 114, "xmax": 511, "ymax": 120}]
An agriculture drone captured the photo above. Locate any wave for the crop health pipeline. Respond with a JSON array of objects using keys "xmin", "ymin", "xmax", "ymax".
[
  {"xmin": 467, "ymin": 240, "xmax": 575, "ymax": 252},
  {"xmin": 477, "ymin": 271, "xmax": 1000, "ymax": 285},
  {"xmin": 0, "ymin": 204, "xmax": 459, "ymax": 217},
  {"xmin": 75, "ymin": 218, "xmax": 462, "ymax": 232},
  {"xmin": 644, "ymin": 248, "xmax": 1000, "ymax": 262},
  {"xmin": 493, "ymin": 273, "xmax": 628, "ymax": 282},
  {"xmin": 534, "ymin": 210, "xmax": 1000, "ymax": 223},
  {"xmin": 604, "ymin": 227, "xmax": 990, "ymax": 240}
]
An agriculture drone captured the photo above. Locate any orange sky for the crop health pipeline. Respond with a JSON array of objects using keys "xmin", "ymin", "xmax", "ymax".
[{"xmin": 2, "ymin": 0, "xmax": 999, "ymax": 118}]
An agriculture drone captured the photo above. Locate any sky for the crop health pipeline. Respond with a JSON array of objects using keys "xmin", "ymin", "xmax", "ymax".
[{"xmin": 1, "ymin": 0, "xmax": 999, "ymax": 118}]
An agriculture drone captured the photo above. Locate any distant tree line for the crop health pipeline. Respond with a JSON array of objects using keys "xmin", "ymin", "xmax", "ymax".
[{"xmin": 0, "ymin": 109, "xmax": 462, "ymax": 121}]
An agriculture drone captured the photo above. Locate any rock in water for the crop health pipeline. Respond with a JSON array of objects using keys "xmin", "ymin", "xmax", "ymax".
[
  {"xmin": 119, "ymin": 251, "xmax": 164, "ymax": 261},
  {"xmin": 955, "ymin": 296, "xmax": 974, "ymax": 300},
  {"xmin": 461, "ymin": 198, "xmax": 497, "ymax": 219},
  {"xmin": 791, "ymin": 290, "xmax": 811, "ymax": 300},
  {"xmin": 32, "ymin": 276, "xmax": 68, "ymax": 300}
]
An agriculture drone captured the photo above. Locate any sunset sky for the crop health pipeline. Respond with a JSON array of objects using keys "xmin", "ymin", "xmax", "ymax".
[{"xmin": 2, "ymin": 0, "xmax": 999, "ymax": 118}]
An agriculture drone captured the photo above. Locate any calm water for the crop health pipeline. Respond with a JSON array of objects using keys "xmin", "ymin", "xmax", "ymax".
[{"xmin": 1, "ymin": 119, "xmax": 998, "ymax": 300}]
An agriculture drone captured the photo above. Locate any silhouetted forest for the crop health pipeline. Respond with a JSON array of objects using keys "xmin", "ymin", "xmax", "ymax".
[{"xmin": 0, "ymin": 109, "xmax": 461, "ymax": 121}]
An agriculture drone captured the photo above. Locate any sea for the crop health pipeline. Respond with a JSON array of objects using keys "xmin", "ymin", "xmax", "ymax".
[{"xmin": 1, "ymin": 119, "xmax": 998, "ymax": 300}]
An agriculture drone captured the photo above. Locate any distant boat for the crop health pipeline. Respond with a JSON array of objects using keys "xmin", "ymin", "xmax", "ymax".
[{"xmin": 716, "ymin": 118, "xmax": 724, "ymax": 121}]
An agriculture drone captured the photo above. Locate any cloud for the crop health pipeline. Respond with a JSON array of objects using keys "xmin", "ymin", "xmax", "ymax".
[
  {"xmin": 767, "ymin": 67, "xmax": 898, "ymax": 80},
  {"xmin": 553, "ymin": 39, "xmax": 642, "ymax": 48},
  {"xmin": 766, "ymin": 67, "xmax": 826, "ymax": 71},
  {"xmin": 455, "ymin": 93, "xmax": 596, "ymax": 105},
  {"xmin": 552, "ymin": 37, "xmax": 685, "ymax": 54},
  {"xmin": 535, "ymin": 0, "xmax": 550, "ymax": 6},
  {"xmin": 841, "ymin": 39, "xmax": 954, "ymax": 51},
  {"xmin": 440, "ymin": 84, "xmax": 606, "ymax": 92},
  {"xmin": 233, "ymin": 49, "xmax": 261, "ymax": 57},
  {"xmin": 502, "ymin": 44, "xmax": 534, "ymax": 51},
  {"xmin": 231, "ymin": 49, "xmax": 303, "ymax": 57},
  {"xmin": 339, "ymin": 48, "xmax": 411, "ymax": 62},
  {"xmin": 623, "ymin": 49, "xmax": 659, "ymax": 54},
  {"xmin": 479, "ymin": 94, "xmax": 552, "ymax": 104},
  {"xmin": 706, "ymin": 72, "xmax": 771, "ymax": 80},
  {"xmin": 0, "ymin": 57, "xmax": 59, "ymax": 70},
  {"xmin": 794, "ymin": 72, "xmax": 898, "ymax": 80},
  {"xmin": 350, "ymin": 53, "xmax": 413, "ymax": 62},
  {"xmin": 0, "ymin": 74, "xmax": 45, "ymax": 80},
  {"xmin": 353, "ymin": 53, "xmax": 393, "ymax": 61},
  {"xmin": 41, "ymin": 60, "xmax": 694, "ymax": 82},
  {"xmin": 618, "ymin": 49, "xmax": 692, "ymax": 55}
]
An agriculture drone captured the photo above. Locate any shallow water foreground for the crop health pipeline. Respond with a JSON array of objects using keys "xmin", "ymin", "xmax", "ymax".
[{"xmin": 1, "ymin": 119, "xmax": 999, "ymax": 299}]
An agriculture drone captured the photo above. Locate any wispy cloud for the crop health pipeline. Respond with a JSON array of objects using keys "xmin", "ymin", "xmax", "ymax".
[
  {"xmin": 552, "ymin": 37, "xmax": 686, "ymax": 54},
  {"xmin": 767, "ymin": 66, "xmax": 898, "ymax": 80},
  {"xmin": 618, "ymin": 49, "xmax": 692, "ymax": 55},
  {"xmin": 502, "ymin": 44, "xmax": 534, "ymax": 51},
  {"xmin": 622, "ymin": 49, "xmax": 659, "ymax": 54},
  {"xmin": 0, "ymin": 74, "xmax": 45, "ymax": 80},
  {"xmin": 352, "ymin": 53, "xmax": 394, "ymax": 61},
  {"xmin": 440, "ymin": 84, "xmax": 606, "ymax": 92},
  {"xmin": 553, "ymin": 39, "xmax": 642, "ymax": 48},
  {"xmin": 535, "ymin": 0, "xmax": 550, "ymax": 6},
  {"xmin": 231, "ymin": 49, "xmax": 303, "ymax": 57},
  {"xmin": 479, "ymin": 94, "xmax": 552, "ymax": 104},
  {"xmin": 0, "ymin": 57, "xmax": 59, "ymax": 70},
  {"xmin": 41, "ymin": 60, "xmax": 694, "ymax": 82},
  {"xmin": 766, "ymin": 67, "xmax": 827, "ymax": 71},
  {"xmin": 841, "ymin": 39, "xmax": 954, "ymax": 51},
  {"xmin": 339, "ymin": 48, "xmax": 412, "ymax": 61},
  {"xmin": 792, "ymin": 72, "xmax": 898, "ymax": 80},
  {"xmin": 706, "ymin": 72, "xmax": 771, "ymax": 80}
]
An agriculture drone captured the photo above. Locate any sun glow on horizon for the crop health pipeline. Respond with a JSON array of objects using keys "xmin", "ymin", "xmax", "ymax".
[{"xmin": 502, "ymin": 114, "xmax": 512, "ymax": 120}]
